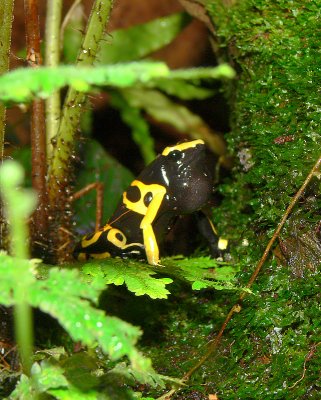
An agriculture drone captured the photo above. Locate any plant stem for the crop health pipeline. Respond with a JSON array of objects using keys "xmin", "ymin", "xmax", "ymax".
[
  {"xmin": 0, "ymin": 162, "xmax": 37, "ymax": 376},
  {"xmin": 24, "ymin": 0, "xmax": 48, "ymax": 258},
  {"xmin": 45, "ymin": 0, "xmax": 62, "ymax": 157},
  {"xmin": 47, "ymin": 0, "xmax": 114, "ymax": 262},
  {"xmin": 0, "ymin": 0, "xmax": 14, "ymax": 246}
]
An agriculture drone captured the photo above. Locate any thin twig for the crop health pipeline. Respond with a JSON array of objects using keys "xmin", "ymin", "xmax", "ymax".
[
  {"xmin": 45, "ymin": 0, "xmax": 62, "ymax": 156},
  {"xmin": 288, "ymin": 342, "xmax": 321, "ymax": 389},
  {"xmin": 0, "ymin": 0, "xmax": 15, "ymax": 245},
  {"xmin": 70, "ymin": 182, "xmax": 104, "ymax": 230},
  {"xmin": 159, "ymin": 152, "xmax": 321, "ymax": 399},
  {"xmin": 24, "ymin": 0, "xmax": 48, "ymax": 258}
]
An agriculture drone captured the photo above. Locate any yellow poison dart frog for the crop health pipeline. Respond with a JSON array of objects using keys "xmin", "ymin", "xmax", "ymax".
[{"xmin": 73, "ymin": 139, "xmax": 228, "ymax": 265}]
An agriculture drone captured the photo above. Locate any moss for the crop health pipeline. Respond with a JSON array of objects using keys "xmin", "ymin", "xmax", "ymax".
[
  {"xmin": 200, "ymin": 1, "xmax": 321, "ymax": 397},
  {"xmin": 207, "ymin": 0, "xmax": 321, "ymax": 238}
]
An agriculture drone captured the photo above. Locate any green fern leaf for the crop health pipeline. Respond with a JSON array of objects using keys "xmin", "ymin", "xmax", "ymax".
[
  {"xmin": 161, "ymin": 256, "xmax": 239, "ymax": 291},
  {"xmin": 29, "ymin": 268, "xmax": 142, "ymax": 362},
  {"xmin": 98, "ymin": 12, "xmax": 192, "ymax": 64},
  {"xmin": 0, "ymin": 62, "xmax": 169, "ymax": 103},
  {"xmin": 0, "ymin": 62, "xmax": 234, "ymax": 103},
  {"xmin": 0, "ymin": 254, "xmax": 145, "ymax": 366},
  {"xmin": 0, "ymin": 253, "xmax": 37, "ymax": 305},
  {"xmin": 82, "ymin": 259, "xmax": 173, "ymax": 299}
]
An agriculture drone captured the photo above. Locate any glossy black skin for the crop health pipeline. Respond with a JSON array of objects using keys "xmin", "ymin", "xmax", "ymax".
[{"xmin": 73, "ymin": 141, "xmax": 221, "ymax": 261}]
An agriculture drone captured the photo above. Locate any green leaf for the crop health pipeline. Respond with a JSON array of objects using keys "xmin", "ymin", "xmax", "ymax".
[
  {"xmin": 121, "ymin": 88, "xmax": 209, "ymax": 132},
  {"xmin": 0, "ymin": 62, "xmax": 234, "ymax": 104},
  {"xmin": 164, "ymin": 64, "xmax": 235, "ymax": 80},
  {"xmin": 151, "ymin": 79, "xmax": 215, "ymax": 100},
  {"xmin": 120, "ymin": 88, "xmax": 227, "ymax": 156},
  {"xmin": 31, "ymin": 361, "xmax": 69, "ymax": 392},
  {"xmin": 48, "ymin": 388, "xmax": 99, "ymax": 400},
  {"xmin": 0, "ymin": 255, "xmax": 146, "ymax": 367},
  {"xmin": 98, "ymin": 12, "xmax": 192, "ymax": 64},
  {"xmin": 161, "ymin": 256, "xmax": 239, "ymax": 291},
  {"xmin": 82, "ymin": 259, "xmax": 173, "ymax": 299},
  {"xmin": 110, "ymin": 362, "xmax": 165, "ymax": 389},
  {"xmin": 10, "ymin": 360, "xmax": 99, "ymax": 400},
  {"xmin": 0, "ymin": 62, "xmax": 170, "ymax": 103},
  {"xmin": 8, "ymin": 374, "xmax": 34, "ymax": 400},
  {"xmin": 60, "ymin": 353, "xmax": 100, "ymax": 391},
  {"xmin": 73, "ymin": 140, "xmax": 134, "ymax": 231},
  {"xmin": 29, "ymin": 268, "xmax": 142, "ymax": 362},
  {"xmin": 110, "ymin": 92, "xmax": 156, "ymax": 164},
  {"xmin": 0, "ymin": 253, "xmax": 37, "ymax": 305}
]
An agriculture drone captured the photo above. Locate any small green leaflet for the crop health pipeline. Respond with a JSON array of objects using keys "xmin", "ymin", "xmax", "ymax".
[
  {"xmin": 98, "ymin": 12, "xmax": 192, "ymax": 64},
  {"xmin": 161, "ymin": 256, "xmax": 239, "ymax": 291},
  {"xmin": 82, "ymin": 259, "xmax": 173, "ymax": 299},
  {"xmin": 0, "ymin": 62, "xmax": 169, "ymax": 103},
  {"xmin": 0, "ymin": 253, "xmax": 145, "ymax": 367},
  {"xmin": 0, "ymin": 62, "xmax": 234, "ymax": 103},
  {"xmin": 81, "ymin": 256, "xmax": 239, "ymax": 298},
  {"xmin": 29, "ymin": 268, "xmax": 142, "ymax": 362},
  {"xmin": 110, "ymin": 91, "xmax": 156, "ymax": 164}
]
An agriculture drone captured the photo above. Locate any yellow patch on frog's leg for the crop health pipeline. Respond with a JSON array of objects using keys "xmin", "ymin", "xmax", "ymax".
[
  {"xmin": 218, "ymin": 238, "xmax": 229, "ymax": 251},
  {"xmin": 206, "ymin": 216, "xmax": 218, "ymax": 235},
  {"xmin": 161, "ymin": 139, "xmax": 204, "ymax": 156},
  {"xmin": 140, "ymin": 190, "xmax": 166, "ymax": 265},
  {"xmin": 90, "ymin": 252, "xmax": 111, "ymax": 259},
  {"xmin": 142, "ymin": 224, "xmax": 159, "ymax": 265}
]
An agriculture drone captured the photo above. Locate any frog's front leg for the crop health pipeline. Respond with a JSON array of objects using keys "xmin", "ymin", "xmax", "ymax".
[
  {"xmin": 123, "ymin": 180, "xmax": 166, "ymax": 265},
  {"xmin": 140, "ymin": 191, "xmax": 166, "ymax": 265}
]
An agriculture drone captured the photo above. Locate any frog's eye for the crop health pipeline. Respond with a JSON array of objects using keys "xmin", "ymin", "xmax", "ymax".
[{"xmin": 168, "ymin": 150, "xmax": 182, "ymax": 160}]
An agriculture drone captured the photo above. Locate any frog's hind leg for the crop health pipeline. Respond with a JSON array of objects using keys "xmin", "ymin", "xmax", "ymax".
[{"xmin": 195, "ymin": 210, "xmax": 228, "ymax": 258}]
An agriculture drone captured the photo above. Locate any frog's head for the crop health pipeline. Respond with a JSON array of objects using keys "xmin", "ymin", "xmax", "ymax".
[
  {"xmin": 159, "ymin": 139, "xmax": 216, "ymax": 212},
  {"xmin": 161, "ymin": 139, "xmax": 205, "ymax": 157},
  {"xmin": 160, "ymin": 139, "xmax": 214, "ymax": 183},
  {"xmin": 139, "ymin": 138, "xmax": 215, "ymax": 200},
  {"xmin": 160, "ymin": 139, "xmax": 209, "ymax": 177}
]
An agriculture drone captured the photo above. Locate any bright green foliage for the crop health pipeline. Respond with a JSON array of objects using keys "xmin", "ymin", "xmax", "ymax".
[
  {"xmin": 81, "ymin": 256, "xmax": 239, "ymax": 299},
  {"xmin": 0, "ymin": 254, "xmax": 38, "ymax": 305},
  {"xmin": 9, "ymin": 374, "xmax": 34, "ymax": 399},
  {"xmin": 10, "ymin": 360, "xmax": 107, "ymax": 399},
  {"xmin": 0, "ymin": 62, "xmax": 234, "ymax": 104},
  {"xmin": 9, "ymin": 355, "xmax": 170, "ymax": 399},
  {"xmin": 0, "ymin": 63, "xmax": 168, "ymax": 103},
  {"xmin": 0, "ymin": 161, "xmax": 36, "ymax": 258},
  {"xmin": 147, "ymin": 79, "xmax": 215, "ymax": 100},
  {"xmin": 0, "ymin": 161, "xmax": 37, "ymax": 373},
  {"xmin": 82, "ymin": 259, "xmax": 173, "ymax": 300},
  {"xmin": 207, "ymin": 0, "xmax": 321, "ymax": 235},
  {"xmin": 192, "ymin": 1, "xmax": 321, "ymax": 398},
  {"xmin": 0, "ymin": 253, "xmax": 145, "ymax": 365},
  {"xmin": 119, "ymin": 88, "xmax": 225, "ymax": 154},
  {"xmin": 163, "ymin": 256, "xmax": 239, "ymax": 291},
  {"xmin": 30, "ymin": 268, "xmax": 142, "ymax": 361},
  {"xmin": 110, "ymin": 92, "xmax": 156, "ymax": 164},
  {"xmin": 98, "ymin": 12, "xmax": 192, "ymax": 64},
  {"xmin": 73, "ymin": 140, "xmax": 134, "ymax": 230},
  {"xmin": 108, "ymin": 362, "xmax": 177, "ymax": 389}
]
